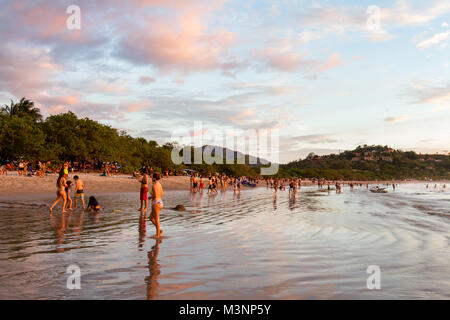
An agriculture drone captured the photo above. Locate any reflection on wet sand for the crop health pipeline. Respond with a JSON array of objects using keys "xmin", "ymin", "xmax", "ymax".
[
  {"xmin": 138, "ymin": 212, "xmax": 147, "ymax": 248},
  {"xmin": 0, "ymin": 184, "xmax": 449, "ymax": 299},
  {"xmin": 50, "ymin": 212, "xmax": 68, "ymax": 250},
  {"xmin": 146, "ymin": 238, "xmax": 161, "ymax": 300}
]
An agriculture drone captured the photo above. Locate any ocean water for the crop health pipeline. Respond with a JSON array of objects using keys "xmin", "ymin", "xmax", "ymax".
[{"xmin": 0, "ymin": 184, "xmax": 449, "ymax": 299}]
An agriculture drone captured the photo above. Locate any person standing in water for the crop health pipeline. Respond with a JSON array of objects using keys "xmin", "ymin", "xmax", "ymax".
[
  {"xmin": 138, "ymin": 168, "xmax": 149, "ymax": 212},
  {"xmin": 50, "ymin": 169, "xmax": 68, "ymax": 213},
  {"xmin": 73, "ymin": 175, "xmax": 85, "ymax": 210},
  {"xmin": 149, "ymin": 173, "xmax": 163, "ymax": 238}
]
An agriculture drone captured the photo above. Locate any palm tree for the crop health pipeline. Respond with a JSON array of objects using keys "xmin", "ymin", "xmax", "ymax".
[
  {"xmin": 1, "ymin": 97, "xmax": 42, "ymax": 122},
  {"xmin": 0, "ymin": 99, "xmax": 19, "ymax": 116}
]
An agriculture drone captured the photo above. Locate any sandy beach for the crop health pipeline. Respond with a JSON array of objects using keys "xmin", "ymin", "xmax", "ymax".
[
  {"xmin": 0, "ymin": 172, "xmax": 190, "ymax": 200},
  {"xmin": 1, "ymin": 171, "xmax": 436, "ymax": 202}
]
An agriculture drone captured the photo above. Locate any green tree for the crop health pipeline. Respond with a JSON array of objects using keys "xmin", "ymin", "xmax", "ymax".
[{"xmin": 1, "ymin": 97, "xmax": 42, "ymax": 122}]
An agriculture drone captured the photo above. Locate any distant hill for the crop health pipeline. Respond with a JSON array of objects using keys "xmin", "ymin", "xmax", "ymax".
[
  {"xmin": 196, "ymin": 145, "xmax": 270, "ymax": 166},
  {"xmin": 281, "ymin": 145, "xmax": 450, "ymax": 180}
]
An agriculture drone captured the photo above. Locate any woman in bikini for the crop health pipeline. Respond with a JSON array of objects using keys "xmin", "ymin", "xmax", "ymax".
[
  {"xmin": 50, "ymin": 169, "xmax": 68, "ymax": 213},
  {"xmin": 149, "ymin": 173, "xmax": 163, "ymax": 238}
]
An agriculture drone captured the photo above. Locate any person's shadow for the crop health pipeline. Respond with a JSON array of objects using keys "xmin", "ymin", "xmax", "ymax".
[{"xmin": 145, "ymin": 238, "xmax": 162, "ymax": 299}]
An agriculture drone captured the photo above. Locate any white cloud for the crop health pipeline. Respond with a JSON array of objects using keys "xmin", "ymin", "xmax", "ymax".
[{"xmin": 417, "ymin": 30, "xmax": 450, "ymax": 48}]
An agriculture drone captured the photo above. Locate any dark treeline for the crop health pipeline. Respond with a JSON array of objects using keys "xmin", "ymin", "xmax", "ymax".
[
  {"xmin": 0, "ymin": 98, "xmax": 260, "ymax": 176},
  {"xmin": 1, "ymin": 98, "xmax": 449, "ymax": 180}
]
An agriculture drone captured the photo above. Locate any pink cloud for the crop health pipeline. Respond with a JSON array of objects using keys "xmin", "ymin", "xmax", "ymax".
[
  {"xmin": 139, "ymin": 76, "xmax": 156, "ymax": 84},
  {"xmin": 253, "ymin": 47, "xmax": 305, "ymax": 71},
  {"xmin": 125, "ymin": 100, "xmax": 153, "ymax": 113},
  {"xmin": 114, "ymin": 1, "xmax": 239, "ymax": 74},
  {"xmin": 319, "ymin": 53, "xmax": 344, "ymax": 72}
]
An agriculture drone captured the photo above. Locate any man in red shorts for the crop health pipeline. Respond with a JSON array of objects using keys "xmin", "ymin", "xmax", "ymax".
[{"xmin": 138, "ymin": 168, "xmax": 149, "ymax": 212}]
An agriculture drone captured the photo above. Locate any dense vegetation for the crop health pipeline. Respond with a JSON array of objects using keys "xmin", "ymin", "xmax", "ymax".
[
  {"xmin": 1, "ymin": 98, "xmax": 448, "ymax": 180},
  {"xmin": 0, "ymin": 98, "xmax": 260, "ymax": 176},
  {"xmin": 280, "ymin": 145, "xmax": 450, "ymax": 180}
]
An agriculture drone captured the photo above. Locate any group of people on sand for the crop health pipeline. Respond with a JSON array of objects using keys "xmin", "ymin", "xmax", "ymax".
[
  {"xmin": 49, "ymin": 164, "xmax": 100, "ymax": 214},
  {"xmin": 137, "ymin": 167, "xmax": 164, "ymax": 238},
  {"xmin": 0, "ymin": 160, "xmax": 48, "ymax": 177}
]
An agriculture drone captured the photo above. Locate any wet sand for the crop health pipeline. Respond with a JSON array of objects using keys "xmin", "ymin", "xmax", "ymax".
[
  {"xmin": 0, "ymin": 184, "xmax": 448, "ymax": 299},
  {"xmin": 0, "ymin": 172, "xmax": 190, "ymax": 201}
]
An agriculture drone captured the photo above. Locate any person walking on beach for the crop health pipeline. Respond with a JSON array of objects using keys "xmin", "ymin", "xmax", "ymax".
[
  {"xmin": 139, "ymin": 169, "xmax": 149, "ymax": 212},
  {"xmin": 73, "ymin": 175, "xmax": 85, "ymax": 210},
  {"xmin": 149, "ymin": 173, "xmax": 163, "ymax": 238},
  {"xmin": 50, "ymin": 169, "xmax": 68, "ymax": 213}
]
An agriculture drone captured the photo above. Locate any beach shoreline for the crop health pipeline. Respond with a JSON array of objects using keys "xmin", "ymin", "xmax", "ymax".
[{"xmin": 1, "ymin": 171, "xmax": 445, "ymax": 201}]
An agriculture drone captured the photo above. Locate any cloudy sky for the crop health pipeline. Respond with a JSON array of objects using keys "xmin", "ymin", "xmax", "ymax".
[{"xmin": 1, "ymin": 0, "xmax": 449, "ymax": 163}]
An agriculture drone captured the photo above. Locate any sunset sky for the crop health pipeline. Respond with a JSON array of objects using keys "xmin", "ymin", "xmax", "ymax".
[{"xmin": 1, "ymin": 0, "xmax": 449, "ymax": 163}]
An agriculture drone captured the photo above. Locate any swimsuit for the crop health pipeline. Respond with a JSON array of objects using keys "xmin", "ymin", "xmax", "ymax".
[
  {"xmin": 152, "ymin": 200, "xmax": 163, "ymax": 207},
  {"xmin": 76, "ymin": 189, "xmax": 84, "ymax": 198},
  {"xmin": 140, "ymin": 187, "xmax": 148, "ymax": 200}
]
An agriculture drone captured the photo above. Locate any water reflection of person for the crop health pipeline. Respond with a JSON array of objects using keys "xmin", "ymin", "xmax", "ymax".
[
  {"xmin": 146, "ymin": 238, "xmax": 162, "ymax": 300},
  {"xmin": 273, "ymin": 193, "xmax": 277, "ymax": 211},
  {"xmin": 66, "ymin": 211, "xmax": 84, "ymax": 250},
  {"xmin": 50, "ymin": 212, "xmax": 69, "ymax": 251},
  {"xmin": 288, "ymin": 196, "xmax": 296, "ymax": 211},
  {"xmin": 138, "ymin": 212, "xmax": 147, "ymax": 248}
]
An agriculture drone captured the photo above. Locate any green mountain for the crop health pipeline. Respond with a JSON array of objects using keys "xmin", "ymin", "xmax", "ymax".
[{"xmin": 280, "ymin": 145, "xmax": 450, "ymax": 180}]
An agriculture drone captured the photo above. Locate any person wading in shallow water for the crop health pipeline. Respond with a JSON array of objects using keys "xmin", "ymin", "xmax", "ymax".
[
  {"xmin": 138, "ymin": 168, "xmax": 149, "ymax": 213},
  {"xmin": 50, "ymin": 169, "xmax": 67, "ymax": 213},
  {"xmin": 149, "ymin": 173, "xmax": 163, "ymax": 238}
]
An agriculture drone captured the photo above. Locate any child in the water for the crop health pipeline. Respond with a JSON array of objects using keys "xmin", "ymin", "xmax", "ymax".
[
  {"xmin": 87, "ymin": 196, "xmax": 101, "ymax": 212},
  {"xmin": 65, "ymin": 181, "xmax": 73, "ymax": 211}
]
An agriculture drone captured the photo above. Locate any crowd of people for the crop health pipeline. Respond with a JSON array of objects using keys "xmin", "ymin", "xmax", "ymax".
[
  {"xmin": 3, "ymin": 160, "xmax": 446, "ymax": 240},
  {"xmin": 0, "ymin": 160, "xmax": 124, "ymax": 177},
  {"xmin": 0, "ymin": 160, "xmax": 48, "ymax": 177},
  {"xmin": 187, "ymin": 173, "xmax": 262, "ymax": 195}
]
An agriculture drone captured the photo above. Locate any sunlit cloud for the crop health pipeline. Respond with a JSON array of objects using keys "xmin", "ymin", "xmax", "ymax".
[
  {"xmin": 384, "ymin": 115, "xmax": 412, "ymax": 123},
  {"xmin": 417, "ymin": 30, "xmax": 450, "ymax": 48}
]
